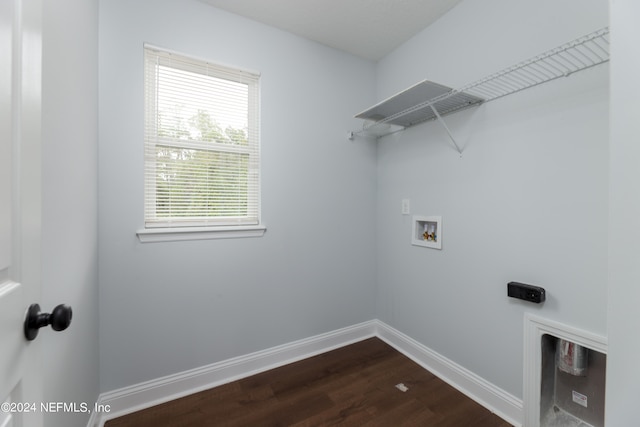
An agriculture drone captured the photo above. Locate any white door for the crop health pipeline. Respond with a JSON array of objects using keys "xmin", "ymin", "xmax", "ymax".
[{"xmin": 0, "ymin": 0, "xmax": 44, "ymax": 426}]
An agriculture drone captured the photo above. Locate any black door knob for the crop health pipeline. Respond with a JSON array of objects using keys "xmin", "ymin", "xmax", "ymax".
[{"xmin": 24, "ymin": 303, "xmax": 73, "ymax": 341}]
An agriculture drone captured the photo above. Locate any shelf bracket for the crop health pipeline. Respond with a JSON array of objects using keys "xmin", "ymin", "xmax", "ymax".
[{"xmin": 429, "ymin": 104, "xmax": 463, "ymax": 155}]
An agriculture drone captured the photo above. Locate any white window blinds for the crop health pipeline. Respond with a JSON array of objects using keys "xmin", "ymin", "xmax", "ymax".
[{"xmin": 144, "ymin": 46, "xmax": 260, "ymax": 228}]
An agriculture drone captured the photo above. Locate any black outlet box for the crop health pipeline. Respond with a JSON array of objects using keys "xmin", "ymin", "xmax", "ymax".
[{"xmin": 507, "ymin": 282, "xmax": 546, "ymax": 304}]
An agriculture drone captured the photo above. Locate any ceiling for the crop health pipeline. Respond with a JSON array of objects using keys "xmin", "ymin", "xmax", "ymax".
[{"xmin": 199, "ymin": 0, "xmax": 463, "ymax": 61}]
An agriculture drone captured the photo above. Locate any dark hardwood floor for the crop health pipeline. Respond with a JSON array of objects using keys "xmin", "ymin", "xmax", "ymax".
[{"xmin": 105, "ymin": 338, "xmax": 512, "ymax": 426}]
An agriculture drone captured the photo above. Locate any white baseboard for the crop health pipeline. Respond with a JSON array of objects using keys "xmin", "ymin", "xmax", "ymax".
[
  {"xmin": 91, "ymin": 319, "xmax": 523, "ymax": 427},
  {"xmin": 375, "ymin": 321, "xmax": 523, "ymax": 427},
  {"xmin": 91, "ymin": 320, "xmax": 377, "ymax": 426},
  {"xmin": 85, "ymin": 409, "xmax": 98, "ymax": 427}
]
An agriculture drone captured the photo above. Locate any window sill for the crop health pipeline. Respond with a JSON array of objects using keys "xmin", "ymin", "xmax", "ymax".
[{"xmin": 136, "ymin": 225, "xmax": 266, "ymax": 243}]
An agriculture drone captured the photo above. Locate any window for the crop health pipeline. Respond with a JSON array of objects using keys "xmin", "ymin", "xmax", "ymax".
[{"xmin": 141, "ymin": 46, "xmax": 261, "ymax": 240}]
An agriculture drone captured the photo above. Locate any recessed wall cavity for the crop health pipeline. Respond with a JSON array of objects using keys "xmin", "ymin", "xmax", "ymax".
[{"xmin": 540, "ymin": 334, "xmax": 606, "ymax": 427}]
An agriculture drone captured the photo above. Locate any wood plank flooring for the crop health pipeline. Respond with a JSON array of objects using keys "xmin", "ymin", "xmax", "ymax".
[{"xmin": 105, "ymin": 338, "xmax": 513, "ymax": 426}]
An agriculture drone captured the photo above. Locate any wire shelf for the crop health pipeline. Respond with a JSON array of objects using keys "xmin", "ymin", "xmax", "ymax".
[{"xmin": 351, "ymin": 27, "xmax": 610, "ymax": 140}]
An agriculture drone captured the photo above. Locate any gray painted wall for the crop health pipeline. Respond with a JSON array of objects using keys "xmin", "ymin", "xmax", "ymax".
[
  {"xmin": 41, "ymin": 0, "xmax": 100, "ymax": 425},
  {"xmin": 35, "ymin": 0, "xmax": 640, "ymax": 423},
  {"xmin": 96, "ymin": 1, "xmax": 629, "ymax": 419},
  {"xmin": 98, "ymin": 0, "xmax": 378, "ymax": 392},
  {"xmin": 374, "ymin": 0, "xmax": 609, "ymax": 399},
  {"xmin": 606, "ymin": 0, "xmax": 640, "ymax": 424}
]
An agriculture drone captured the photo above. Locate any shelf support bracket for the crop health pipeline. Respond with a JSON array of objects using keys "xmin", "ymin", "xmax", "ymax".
[{"xmin": 429, "ymin": 104, "xmax": 463, "ymax": 155}]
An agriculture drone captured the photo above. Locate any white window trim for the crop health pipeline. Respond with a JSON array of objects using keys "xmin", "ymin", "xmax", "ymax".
[{"xmin": 137, "ymin": 225, "xmax": 266, "ymax": 243}]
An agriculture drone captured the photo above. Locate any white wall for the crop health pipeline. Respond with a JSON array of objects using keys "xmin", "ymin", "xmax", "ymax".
[
  {"xmin": 98, "ymin": 0, "xmax": 377, "ymax": 392},
  {"xmin": 606, "ymin": 0, "xmax": 640, "ymax": 424},
  {"xmin": 374, "ymin": 0, "xmax": 609, "ymax": 398},
  {"xmin": 96, "ymin": 1, "xmax": 624, "ymax": 419},
  {"xmin": 41, "ymin": 0, "xmax": 100, "ymax": 425}
]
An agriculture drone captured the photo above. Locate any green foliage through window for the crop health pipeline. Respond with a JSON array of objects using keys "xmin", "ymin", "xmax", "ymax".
[{"xmin": 155, "ymin": 145, "xmax": 249, "ymax": 218}]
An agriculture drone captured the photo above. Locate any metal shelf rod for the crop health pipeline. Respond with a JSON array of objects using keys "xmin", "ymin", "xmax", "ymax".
[{"xmin": 429, "ymin": 105, "xmax": 462, "ymax": 155}]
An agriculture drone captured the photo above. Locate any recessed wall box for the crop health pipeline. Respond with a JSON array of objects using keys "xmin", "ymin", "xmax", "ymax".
[
  {"xmin": 412, "ymin": 215, "xmax": 442, "ymax": 249},
  {"xmin": 508, "ymin": 282, "xmax": 546, "ymax": 304}
]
